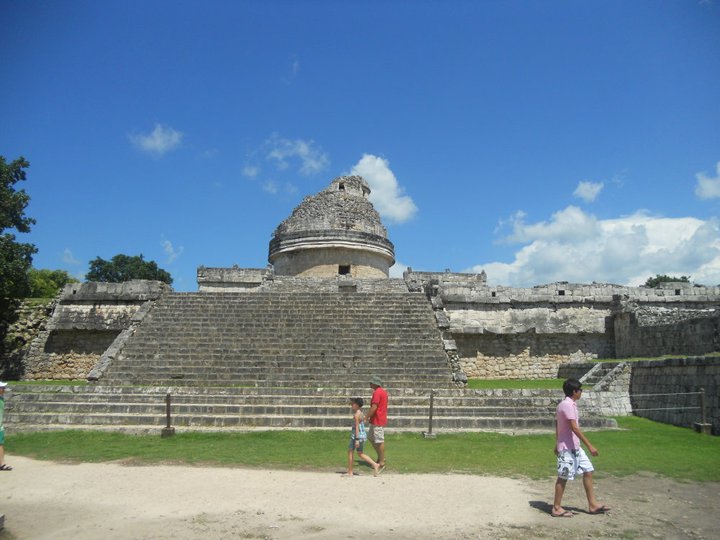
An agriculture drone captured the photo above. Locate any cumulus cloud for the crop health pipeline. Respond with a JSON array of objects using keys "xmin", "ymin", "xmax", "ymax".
[
  {"xmin": 695, "ymin": 161, "xmax": 720, "ymax": 200},
  {"xmin": 350, "ymin": 154, "xmax": 418, "ymax": 224},
  {"xmin": 467, "ymin": 207, "xmax": 720, "ymax": 287},
  {"xmin": 129, "ymin": 124, "xmax": 183, "ymax": 156},
  {"xmin": 264, "ymin": 134, "xmax": 329, "ymax": 176},
  {"xmin": 62, "ymin": 248, "xmax": 80, "ymax": 265},
  {"xmin": 161, "ymin": 237, "xmax": 184, "ymax": 264},
  {"xmin": 573, "ymin": 180, "xmax": 604, "ymax": 202},
  {"xmin": 389, "ymin": 260, "xmax": 408, "ymax": 279}
]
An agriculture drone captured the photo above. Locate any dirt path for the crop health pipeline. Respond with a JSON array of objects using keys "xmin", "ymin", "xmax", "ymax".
[{"xmin": 1, "ymin": 455, "xmax": 718, "ymax": 539}]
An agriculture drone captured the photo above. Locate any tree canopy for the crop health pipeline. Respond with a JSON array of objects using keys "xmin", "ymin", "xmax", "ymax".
[
  {"xmin": 644, "ymin": 274, "xmax": 691, "ymax": 288},
  {"xmin": 1, "ymin": 156, "xmax": 37, "ymax": 300},
  {"xmin": 86, "ymin": 254, "xmax": 173, "ymax": 285},
  {"xmin": 28, "ymin": 268, "xmax": 79, "ymax": 298}
]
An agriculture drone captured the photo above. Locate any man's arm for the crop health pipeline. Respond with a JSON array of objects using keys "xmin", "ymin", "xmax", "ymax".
[
  {"xmin": 366, "ymin": 403, "xmax": 378, "ymax": 423},
  {"xmin": 570, "ymin": 419, "xmax": 598, "ymax": 456}
]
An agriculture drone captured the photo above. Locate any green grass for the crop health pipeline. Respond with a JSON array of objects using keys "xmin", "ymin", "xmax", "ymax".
[
  {"xmin": 7, "ymin": 417, "xmax": 719, "ymax": 481},
  {"xmin": 594, "ymin": 352, "xmax": 720, "ymax": 363},
  {"xmin": 466, "ymin": 378, "xmax": 564, "ymax": 390}
]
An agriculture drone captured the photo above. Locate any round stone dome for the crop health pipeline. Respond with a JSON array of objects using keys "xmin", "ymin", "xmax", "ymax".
[{"xmin": 269, "ymin": 175, "xmax": 395, "ymax": 278}]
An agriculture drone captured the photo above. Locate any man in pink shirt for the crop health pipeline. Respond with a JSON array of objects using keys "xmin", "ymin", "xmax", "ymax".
[
  {"xmin": 552, "ymin": 378, "xmax": 610, "ymax": 518},
  {"xmin": 366, "ymin": 375, "xmax": 388, "ymax": 471}
]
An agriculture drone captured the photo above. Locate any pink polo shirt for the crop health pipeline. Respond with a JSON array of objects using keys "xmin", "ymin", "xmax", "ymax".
[{"xmin": 556, "ymin": 396, "xmax": 580, "ymax": 452}]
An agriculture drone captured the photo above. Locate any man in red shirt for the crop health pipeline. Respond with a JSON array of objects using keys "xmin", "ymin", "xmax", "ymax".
[{"xmin": 366, "ymin": 375, "xmax": 388, "ymax": 471}]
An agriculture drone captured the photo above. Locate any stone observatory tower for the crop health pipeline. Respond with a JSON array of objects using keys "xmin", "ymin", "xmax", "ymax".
[{"xmin": 268, "ymin": 175, "xmax": 395, "ymax": 278}]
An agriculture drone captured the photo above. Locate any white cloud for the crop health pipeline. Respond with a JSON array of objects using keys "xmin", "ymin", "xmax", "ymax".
[
  {"xmin": 263, "ymin": 180, "xmax": 278, "ymax": 194},
  {"xmin": 573, "ymin": 180, "xmax": 604, "ymax": 202},
  {"xmin": 161, "ymin": 237, "xmax": 184, "ymax": 264},
  {"xmin": 695, "ymin": 161, "xmax": 720, "ymax": 200},
  {"xmin": 62, "ymin": 248, "xmax": 80, "ymax": 265},
  {"xmin": 467, "ymin": 207, "xmax": 720, "ymax": 287},
  {"xmin": 264, "ymin": 134, "xmax": 329, "ymax": 176},
  {"xmin": 389, "ymin": 260, "xmax": 408, "ymax": 278},
  {"xmin": 243, "ymin": 165, "xmax": 260, "ymax": 178},
  {"xmin": 350, "ymin": 154, "xmax": 418, "ymax": 224},
  {"xmin": 501, "ymin": 206, "xmax": 599, "ymax": 244},
  {"xmin": 129, "ymin": 124, "xmax": 183, "ymax": 156}
]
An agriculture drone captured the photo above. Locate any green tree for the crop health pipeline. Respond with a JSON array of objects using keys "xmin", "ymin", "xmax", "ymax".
[
  {"xmin": 644, "ymin": 274, "xmax": 691, "ymax": 288},
  {"xmin": 1, "ymin": 156, "xmax": 36, "ymax": 299},
  {"xmin": 86, "ymin": 254, "xmax": 173, "ymax": 285},
  {"xmin": 28, "ymin": 268, "xmax": 79, "ymax": 298},
  {"xmin": 1, "ymin": 155, "xmax": 37, "ymax": 370}
]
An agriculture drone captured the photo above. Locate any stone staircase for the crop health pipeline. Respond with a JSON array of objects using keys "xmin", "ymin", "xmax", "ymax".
[
  {"xmin": 580, "ymin": 362, "xmax": 621, "ymax": 387},
  {"xmin": 100, "ymin": 291, "xmax": 454, "ymax": 388},
  {"xmin": 4, "ymin": 384, "xmax": 616, "ymax": 433},
  {"xmin": 5, "ymin": 290, "xmax": 618, "ymax": 433}
]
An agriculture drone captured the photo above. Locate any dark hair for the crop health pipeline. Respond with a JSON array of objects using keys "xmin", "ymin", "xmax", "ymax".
[
  {"xmin": 562, "ymin": 378, "xmax": 582, "ymax": 397},
  {"xmin": 350, "ymin": 397, "xmax": 364, "ymax": 408}
]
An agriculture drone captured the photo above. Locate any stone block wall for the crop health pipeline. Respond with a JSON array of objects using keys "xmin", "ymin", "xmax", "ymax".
[
  {"xmin": 456, "ymin": 333, "xmax": 608, "ymax": 379},
  {"xmin": 197, "ymin": 266, "xmax": 271, "ymax": 292},
  {"xmin": 0, "ymin": 300, "xmax": 54, "ymax": 379},
  {"xmin": 21, "ymin": 280, "xmax": 169, "ymax": 380},
  {"xmin": 630, "ymin": 357, "xmax": 720, "ymax": 435},
  {"xmin": 615, "ymin": 309, "xmax": 720, "ymax": 358}
]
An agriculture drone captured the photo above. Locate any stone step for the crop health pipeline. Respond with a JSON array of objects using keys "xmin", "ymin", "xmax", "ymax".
[{"xmin": 5, "ymin": 384, "xmax": 618, "ymax": 433}]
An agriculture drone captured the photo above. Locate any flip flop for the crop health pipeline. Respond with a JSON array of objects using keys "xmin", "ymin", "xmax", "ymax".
[
  {"xmin": 551, "ymin": 511, "xmax": 574, "ymax": 518},
  {"xmin": 589, "ymin": 505, "xmax": 610, "ymax": 514}
]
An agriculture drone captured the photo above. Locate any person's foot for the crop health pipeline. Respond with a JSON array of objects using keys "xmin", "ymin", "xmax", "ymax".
[
  {"xmin": 373, "ymin": 463, "xmax": 382, "ymax": 476},
  {"xmin": 588, "ymin": 504, "xmax": 610, "ymax": 514},
  {"xmin": 551, "ymin": 506, "xmax": 575, "ymax": 518},
  {"xmin": 0, "ymin": 464, "xmax": 12, "ymax": 471},
  {"xmin": 341, "ymin": 472, "xmax": 354, "ymax": 478}
]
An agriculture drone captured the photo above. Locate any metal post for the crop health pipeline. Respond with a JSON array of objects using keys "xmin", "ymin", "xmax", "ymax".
[
  {"xmin": 423, "ymin": 390, "xmax": 437, "ymax": 439},
  {"xmin": 693, "ymin": 388, "xmax": 711, "ymax": 435},
  {"xmin": 161, "ymin": 392, "xmax": 176, "ymax": 437}
]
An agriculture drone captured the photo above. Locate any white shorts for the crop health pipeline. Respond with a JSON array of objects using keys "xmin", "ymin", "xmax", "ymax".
[
  {"xmin": 556, "ymin": 448, "xmax": 594, "ymax": 481},
  {"xmin": 368, "ymin": 425, "xmax": 385, "ymax": 443}
]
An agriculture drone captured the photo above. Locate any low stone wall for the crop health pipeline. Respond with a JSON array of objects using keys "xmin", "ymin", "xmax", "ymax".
[
  {"xmin": 455, "ymin": 333, "xmax": 610, "ymax": 379},
  {"xmin": 0, "ymin": 300, "xmax": 55, "ymax": 379},
  {"xmin": 630, "ymin": 357, "xmax": 720, "ymax": 435}
]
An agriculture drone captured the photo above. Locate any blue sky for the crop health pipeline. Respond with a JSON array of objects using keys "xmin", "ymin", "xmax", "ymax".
[{"xmin": 2, "ymin": 0, "xmax": 719, "ymax": 291}]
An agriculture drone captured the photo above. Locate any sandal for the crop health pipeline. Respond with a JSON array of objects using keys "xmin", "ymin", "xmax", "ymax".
[{"xmin": 0, "ymin": 464, "xmax": 12, "ymax": 471}]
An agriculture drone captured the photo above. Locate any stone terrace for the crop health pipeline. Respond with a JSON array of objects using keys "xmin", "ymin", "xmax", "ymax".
[{"xmin": 5, "ymin": 288, "xmax": 618, "ymax": 433}]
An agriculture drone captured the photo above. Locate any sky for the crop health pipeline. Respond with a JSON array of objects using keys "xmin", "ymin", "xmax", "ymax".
[{"xmin": 2, "ymin": 0, "xmax": 719, "ymax": 292}]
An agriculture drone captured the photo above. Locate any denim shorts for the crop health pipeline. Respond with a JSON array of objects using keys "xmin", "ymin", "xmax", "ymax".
[{"xmin": 348, "ymin": 435, "xmax": 365, "ymax": 452}]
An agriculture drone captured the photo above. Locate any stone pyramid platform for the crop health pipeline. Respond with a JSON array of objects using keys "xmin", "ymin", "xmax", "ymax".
[{"xmin": 6, "ymin": 289, "xmax": 617, "ymax": 433}]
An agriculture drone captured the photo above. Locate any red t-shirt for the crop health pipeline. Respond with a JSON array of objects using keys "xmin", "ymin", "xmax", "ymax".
[{"xmin": 370, "ymin": 386, "xmax": 388, "ymax": 426}]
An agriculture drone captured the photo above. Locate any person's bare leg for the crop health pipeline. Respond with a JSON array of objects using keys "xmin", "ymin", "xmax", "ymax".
[
  {"xmin": 552, "ymin": 478, "xmax": 572, "ymax": 516},
  {"xmin": 345, "ymin": 449, "xmax": 354, "ymax": 476},
  {"xmin": 372, "ymin": 441, "xmax": 385, "ymax": 467},
  {"xmin": 583, "ymin": 472, "xmax": 609, "ymax": 513}
]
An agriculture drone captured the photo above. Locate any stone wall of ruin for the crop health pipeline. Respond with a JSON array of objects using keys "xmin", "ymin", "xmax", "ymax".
[
  {"xmin": 22, "ymin": 280, "xmax": 169, "ymax": 380},
  {"xmin": 630, "ymin": 357, "xmax": 720, "ymax": 435}
]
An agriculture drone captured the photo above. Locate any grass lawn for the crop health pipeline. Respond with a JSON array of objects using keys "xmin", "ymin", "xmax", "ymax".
[
  {"xmin": 7, "ymin": 417, "xmax": 719, "ymax": 481},
  {"xmin": 466, "ymin": 378, "xmax": 564, "ymax": 390}
]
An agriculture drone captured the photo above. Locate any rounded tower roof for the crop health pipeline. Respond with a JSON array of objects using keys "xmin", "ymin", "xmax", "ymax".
[
  {"xmin": 269, "ymin": 175, "xmax": 395, "ymax": 269},
  {"xmin": 272, "ymin": 175, "xmax": 387, "ymax": 237}
]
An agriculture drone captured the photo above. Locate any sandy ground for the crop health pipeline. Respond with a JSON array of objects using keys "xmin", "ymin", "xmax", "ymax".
[{"xmin": 1, "ymin": 455, "xmax": 719, "ymax": 539}]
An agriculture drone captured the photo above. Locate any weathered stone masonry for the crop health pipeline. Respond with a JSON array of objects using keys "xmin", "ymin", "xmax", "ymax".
[{"xmin": 22, "ymin": 281, "xmax": 169, "ymax": 380}]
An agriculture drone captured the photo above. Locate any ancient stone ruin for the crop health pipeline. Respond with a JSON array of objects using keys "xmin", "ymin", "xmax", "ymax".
[{"xmin": 3, "ymin": 175, "xmax": 719, "ymax": 434}]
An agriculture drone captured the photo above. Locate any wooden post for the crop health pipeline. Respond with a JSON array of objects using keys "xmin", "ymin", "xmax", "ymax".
[
  {"xmin": 161, "ymin": 392, "xmax": 176, "ymax": 437},
  {"xmin": 693, "ymin": 388, "xmax": 711, "ymax": 435},
  {"xmin": 423, "ymin": 390, "xmax": 437, "ymax": 439}
]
